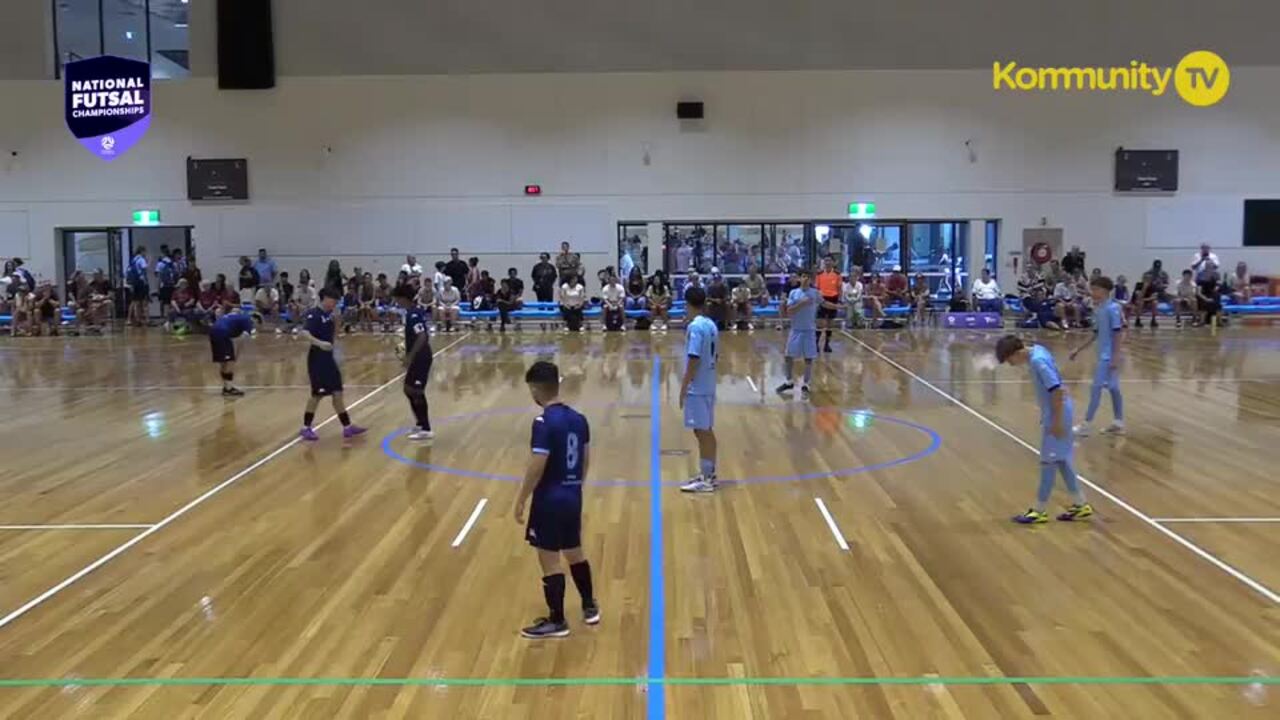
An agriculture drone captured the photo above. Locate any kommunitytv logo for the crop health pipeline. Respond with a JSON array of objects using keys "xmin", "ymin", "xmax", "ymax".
[{"xmin": 993, "ymin": 50, "xmax": 1229, "ymax": 107}]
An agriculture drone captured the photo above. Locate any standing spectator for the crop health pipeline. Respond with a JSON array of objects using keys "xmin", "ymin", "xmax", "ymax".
[
  {"xmin": 505, "ymin": 268, "xmax": 525, "ymax": 300},
  {"xmin": 971, "ymin": 268, "xmax": 1003, "ymax": 313},
  {"xmin": 1134, "ymin": 259, "xmax": 1170, "ymax": 329},
  {"xmin": 647, "ymin": 270, "xmax": 672, "ymax": 331},
  {"xmin": 625, "ymin": 266, "xmax": 648, "ymax": 311},
  {"xmin": 619, "ymin": 242, "xmax": 636, "ymax": 280},
  {"xmin": 432, "ymin": 261, "xmax": 448, "ymax": 295},
  {"xmin": 126, "ymin": 247, "xmax": 149, "ymax": 327},
  {"xmin": 556, "ymin": 241, "xmax": 583, "ymax": 284},
  {"xmin": 558, "ymin": 273, "xmax": 587, "ymax": 333},
  {"xmin": 465, "ymin": 257, "xmax": 483, "ymax": 300},
  {"xmin": 155, "ymin": 250, "xmax": 178, "ymax": 318},
  {"xmin": 1189, "ymin": 243, "xmax": 1220, "ymax": 282},
  {"xmin": 601, "ymin": 273, "xmax": 626, "ymax": 331},
  {"xmin": 237, "ymin": 256, "xmax": 260, "ymax": 304},
  {"xmin": 171, "ymin": 248, "xmax": 188, "ymax": 278},
  {"xmin": 443, "ymin": 249, "xmax": 469, "ymax": 297},
  {"xmin": 531, "ymin": 253, "xmax": 557, "ymax": 302},
  {"xmin": 1223, "ymin": 261, "xmax": 1252, "ymax": 304},
  {"xmin": 11, "ymin": 258, "xmax": 36, "ymax": 293},
  {"xmin": 401, "ymin": 254, "xmax": 423, "ymax": 278},
  {"xmin": 323, "ymin": 260, "xmax": 345, "ymax": 295},
  {"xmin": 1062, "ymin": 245, "xmax": 1086, "ymax": 276},
  {"xmin": 183, "ymin": 256, "xmax": 202, "ymax": 291},
  {"xmin": 253, "ymin": 248, "xmax": 277, "ymax": 288},
  {"xmin": 495, "ymin": 278, "xmax": 522, "ymax": 332}
]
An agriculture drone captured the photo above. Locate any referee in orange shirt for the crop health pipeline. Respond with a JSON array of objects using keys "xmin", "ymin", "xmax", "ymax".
[{"xmin": 815, "ymin": 256, "xmax": 843, "ymax": 353}]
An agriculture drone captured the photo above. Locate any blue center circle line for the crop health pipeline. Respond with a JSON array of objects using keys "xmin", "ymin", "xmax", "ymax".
[{"xmin": 380, "ymin": 403, "xmax": 942, "ymax": 487}]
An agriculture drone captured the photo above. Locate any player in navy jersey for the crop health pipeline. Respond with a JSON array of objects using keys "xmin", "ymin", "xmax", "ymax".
[
  {"xmin": 395, "ymin": 285, "xmax": 434, "ymax": 441},
  {"xmin": 997, "ymin": 335, "xmax": 1093, "ymax": 524},
  {"xmin": 298, "ymin": 289, "xmax": 366, "ymax": 441},
  {"xmin": 777, "ymin": 269, "xmax": 826, "ymax": 397},
  {"xmin": 1070, "ymin": 275, "xmax": 1126, "ymax": 436},
  {"xmin": 208, "ymin": 310, "xmax": 260, "ymax": 397},
  {"xmin": 679, "ymin": 287, "xmax": 720, "ymax": 493},
  {"xmin": 513, "ymin": 361, "xmax": 599, "ymax": 639}
]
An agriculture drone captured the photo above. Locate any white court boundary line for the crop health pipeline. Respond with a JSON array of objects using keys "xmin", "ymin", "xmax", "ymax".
[
  {"xmin": 745, "ymin": 376, "xmax": 760, "ymax": 393},
  {"xmin": 0, "ymin": 524, "xmax": 154, "ymax": 530},
  {"xmin": 1154, "ymin": 518, "xmax": 1280, "ymax": 524},
  {"xmin": 814, "ymin": 498, "xmax": 850, "ymax": 551},
  {"xmin": 842, "ymin": 330, "xmax": 1280, "ymax": 605},
  {"xmin": 450, "ymin": 499, "xmax": 489, "ymax": 547},
  {"xmin": 0, "ymin": 332, "xmax": 473, "ymax": 630}
]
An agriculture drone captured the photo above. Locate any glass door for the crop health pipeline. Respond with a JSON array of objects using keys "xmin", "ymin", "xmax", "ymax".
[
  {"xmin": 817, "ymin": 223, "xmax": 903, "ymax": 277},
  {"xmin": 61, "ymin": 228, "xmax": 127, "ymax": 317}
]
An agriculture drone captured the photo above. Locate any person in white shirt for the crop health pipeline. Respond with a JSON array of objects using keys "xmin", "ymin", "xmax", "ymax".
[
  {"xmin": 432, "ymin": 262, "xmax": 447, "ymax": 296},
  {"xmin": 971, "ymin": 268, "xmax": 1002, "ymax": 313},
  {"xmin": 1189, "ymin": 243, "xmax": 1220, "ymax": 282},
  {"xmin": 1052, "ymin": 278, "xmax": 1081, "ymax": 328},
  {"xmin": 1174, "ymin": 269, "xmax": 1200, "ymax": 327},
  {"xmin": 1224, "ymin": 261, "xmax": 1252, "ymax": 304},
  {"xmin": 401, "ymin": 255, "xmax": 423, "ymax": 278},
  {"xmin": 601, "ymin": 275, "xmax": 626, "ymax": 331},
  {"xmin": 435, "ymin": 278, "xmax": 460, "ymax": 333},
  {"xmin": 558, "ymin": 274, "xmax": 587, "ymax": 332},
  {"xmin": 683, "ymin": 272, "xmax": 703, "ymax": 299},
  {"xmin": 842, "ymin": 269, "xmax": 865, "ymax": 328}
]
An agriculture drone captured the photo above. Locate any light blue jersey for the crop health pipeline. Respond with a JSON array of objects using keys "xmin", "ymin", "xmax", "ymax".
[
  {"xmin": 685, "ymin": 315, "xmax": 719, "ymax": 397},
  {"xmin": 1029, "ymin": 344, "xmax": 1071, "ymax": 428},
  {"xmin": 1096, "ymin": 299, "xmax": 1122, "ymax": 362},
  {"xmin": 787, "ymin": 287, "xmax": 821, "ymax": 332}
]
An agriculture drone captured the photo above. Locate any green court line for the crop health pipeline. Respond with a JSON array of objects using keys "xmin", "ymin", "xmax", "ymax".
[{"xmin": 0, "ymin": 676, "xmax": 1273, "ymax": 688}]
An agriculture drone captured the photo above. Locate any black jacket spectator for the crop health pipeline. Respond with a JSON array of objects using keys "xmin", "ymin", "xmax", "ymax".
[
  {"xmin": 531, "ymin": 257, "xmax": 557, "ymax": 302},
  {"xmin": 444, "ymin": 258, "xmax": 469, "ymax": 295}
]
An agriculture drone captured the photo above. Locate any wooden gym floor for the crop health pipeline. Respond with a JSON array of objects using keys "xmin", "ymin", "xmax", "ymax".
[{"xmin": 0, "ymin": 325, "xmax": 1276, "ymax": 718}]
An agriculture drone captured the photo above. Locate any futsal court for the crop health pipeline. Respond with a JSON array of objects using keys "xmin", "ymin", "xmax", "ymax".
[{"xmin": 0, "ymin": 326, "xmax": 1276, "ymax": 719}]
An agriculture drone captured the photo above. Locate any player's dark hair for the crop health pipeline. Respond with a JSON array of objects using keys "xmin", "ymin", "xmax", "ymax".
[
  {"xmin": 685, "ymin": 286, "xmax": 707, "ymax": 308},
  {"xmin": 995, "ymin": 334, "xmax": 1025, "ymax": 364},
  {"xmin": 525, "ymin": 361, "xmax": 560, "ymax": 390},
  {"xmin": 1090, "ymin": 275, "xmax": 1114, "ymax": 291},
  {"xmin": 393, "ymin": 284, "xmax": 415, "ymax": 301},
  {"xmin": 319, "ymin": 287, "xmax": 339, "ymax": 301}
]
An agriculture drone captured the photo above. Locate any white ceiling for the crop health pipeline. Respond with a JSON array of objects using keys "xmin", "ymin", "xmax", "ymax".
[{"xmin": 270, "ymin": 0, "xmax": 1279, "ymax": 75}]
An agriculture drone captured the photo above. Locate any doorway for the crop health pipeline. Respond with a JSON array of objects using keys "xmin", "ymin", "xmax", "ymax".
[
  {"xmin": 815, "ymin": 222, "xmax": 905, "ymax": 276},
  {"xmin": 59, "ymin": 225, "xmax": 194, "ymax": 318}
]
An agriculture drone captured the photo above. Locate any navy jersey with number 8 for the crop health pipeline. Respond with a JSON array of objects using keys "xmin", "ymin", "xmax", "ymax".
[{"xmin": 530, "ymin": 403, "xmax": 591, "ymax": 502}]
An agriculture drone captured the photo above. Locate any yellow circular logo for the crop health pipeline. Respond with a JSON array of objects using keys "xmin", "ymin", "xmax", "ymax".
[{"xmin": 1174, "ymin": 50, "xmax": 1229, "ymax": 106}]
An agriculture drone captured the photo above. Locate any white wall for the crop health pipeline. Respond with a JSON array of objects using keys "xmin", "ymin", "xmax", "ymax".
[{"xmin": 2, "ymin": 68, "xmax": 1280, "ymax": 285}]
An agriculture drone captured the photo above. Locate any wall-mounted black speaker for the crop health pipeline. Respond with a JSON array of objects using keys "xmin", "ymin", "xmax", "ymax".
[
  {"xmin": 677, "ymin": 101, "xmax": 704, "ymax": 120},
  {"xmin": 217, "ymin": 0, "xmax": 276, "ymax": 90}
]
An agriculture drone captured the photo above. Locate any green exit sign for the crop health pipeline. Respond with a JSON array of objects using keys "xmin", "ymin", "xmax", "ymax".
[
  {"xmin": 132, "ymin": 209, "xmax": 161, "ymax": 226},
  {"xmin": 847, "ymin": 202, "xmax": 876, "ymax": 219}
]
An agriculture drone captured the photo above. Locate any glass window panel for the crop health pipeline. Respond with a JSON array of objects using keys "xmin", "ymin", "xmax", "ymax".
[
  {"xmin": 764, "ymin": 224, "xmax": 806, "ymax": 274},
  {"xmin": 103, "ymin": 0, "xmax": 148, "ymax": 63},
  {"xmin": 985, "ymin": 221, "xmax": 999, "ymax": 279},
  {"xmin": 148, "ymin": 0, "xmax": 190, "ymax": 78},
  {"xmin": 721, "ymin": 225, "xmax": 762, "ymax": 275},
  {"xmin": 56, "ymin": 0, "xmax": 102, "ymax": 73},
  {"xmin": 663, "ymin": 224, "xmax": 715, "ymax": 275},
  {"xmin": 862, "ymin": 224, "xmax": 901, "ymax": 276},
  {"xmin": 617, "ymin": 224, "xmax": 648, "ymax": 279}
]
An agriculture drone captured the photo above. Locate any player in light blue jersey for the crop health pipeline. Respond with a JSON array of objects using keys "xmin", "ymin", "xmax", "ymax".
[
  {"xmin": 996, "ymin": 335, "xmax": 1094, "ymax": 524},
  {"xmin": 679, "ymin": 287, "xmax": 720, "ymax": 493},
  {"xmin": 1070, "ymin": 275, "xmax": 1126, "ymax": 436},
  {"xmin": 776, "ymin": 270, "xmax": 829, "ymax": 397}
]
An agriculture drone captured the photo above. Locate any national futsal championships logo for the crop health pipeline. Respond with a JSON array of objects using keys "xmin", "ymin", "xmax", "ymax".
[{"xmin": 992, "ymin": 50, "xmax": 1229, "ymax": 107}]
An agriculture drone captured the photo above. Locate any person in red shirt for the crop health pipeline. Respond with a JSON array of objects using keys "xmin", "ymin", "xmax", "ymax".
[
  {"xmin": 168, "ymin": 278, "xmax": 197, "ymax": 333},
  {"xmin": 814, "ymin": 256, "xmax": 843, "ymax": 353},
  {"xmin": 885, "ymin": 266, "xmax": 910, "ymax": 306}
]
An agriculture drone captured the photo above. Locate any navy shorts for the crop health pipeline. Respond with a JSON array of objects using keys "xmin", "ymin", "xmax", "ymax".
[
  {"xmin": 308, "ymin": 350, "xmax": 343, "ymax": 396},
  {"xmin": 130, "ymin": 280, "xmax": 149, "ymax": 299},
  {"xmin": 526, "ymin": 495, "xmax": 582, "ymax": 551},
  {"xmin": 405, "ymin": 352, "xmax": 433, "ymax": 389},
  {"xmin": 209, "ymin": 333, "xmax": 235, "ymax": 363}
]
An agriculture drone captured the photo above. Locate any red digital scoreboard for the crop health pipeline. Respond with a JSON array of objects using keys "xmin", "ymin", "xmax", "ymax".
[{"xmin": 524, "ymin": 184, "xmax": 542, "ymax": 196}]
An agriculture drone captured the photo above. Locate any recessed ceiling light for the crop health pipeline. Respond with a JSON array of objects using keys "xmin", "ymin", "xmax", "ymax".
[
  {"xmin": 175, "ymin": 22, "xmax": 188, "ymax": 28},
  {"xmin": 125, "ymin": 31, "xmax": 134, "ymax": 40}
]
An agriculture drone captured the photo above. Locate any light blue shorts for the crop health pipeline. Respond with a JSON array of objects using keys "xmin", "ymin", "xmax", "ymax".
[
  {"xmin": 1093, "ymin": 361, "xmax": 1120, "ymax": 390},
  {"xmin": 1040, "ymin": 428, "xmax": 1075, "ymax": 463},
  {"xmin": 684, "ymin": 394, "xmax": 715, "ymax": 431},
  {"xmin": 786, "ymin": 329, "xmax": 818, "ymax": 360}
]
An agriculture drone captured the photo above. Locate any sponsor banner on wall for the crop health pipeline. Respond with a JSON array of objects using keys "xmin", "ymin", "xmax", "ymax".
[
  {"xmin": 943, "ymin": 312, "xmax": 1003, "ymax": 329},
  {"xmin": 64, "ymin": 55, "xmax": 151, "ymax": 162}
]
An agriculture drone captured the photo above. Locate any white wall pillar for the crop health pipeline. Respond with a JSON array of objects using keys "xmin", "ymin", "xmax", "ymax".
[{"xmin": 967, "ymin": 219, "xmax": 985, "ymax": 288}]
